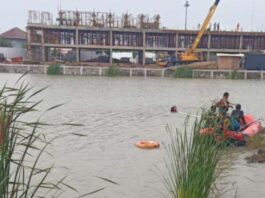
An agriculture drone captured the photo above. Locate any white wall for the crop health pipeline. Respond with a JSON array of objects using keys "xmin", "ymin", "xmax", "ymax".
[
  {"xmin": 5, "ymin": 39, "xmax": 26, "ymax": 48},
  {"xmin": 0, "ymin": 47, "xmax": 26, "ymax": 59}
]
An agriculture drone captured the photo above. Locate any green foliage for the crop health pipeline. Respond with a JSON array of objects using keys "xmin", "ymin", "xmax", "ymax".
[
  {"xmin": 0, "ymin": 81, "xmax": 71, "ymax": 197},
  {"xmin": 230, "ymin": 70, "xmax": 241, "ymax": 80},
  {"xmin": 0, "ymin": 37, "xmax": 12, "ymax": 47},
  {"xmin": 246, "ymin": 129, "xmax": 265, "ymax": 149},
  {"xmin": 47, "ymin": 63, "xmax": 61, "ymax": 75},
  {"xmin": 163, "ymin": 112, "xmax": 224, "ymax": 198},
  {"xmin": 0, "ymin": 77, "xmax": 120, "ymax": 197},
  {"xmin": 174, "ymin": 67, "xmax": 193, "ymax": 78},
  {"xmin": 106, "ymin": 64, "xmax": 120, "ymax": 76}
]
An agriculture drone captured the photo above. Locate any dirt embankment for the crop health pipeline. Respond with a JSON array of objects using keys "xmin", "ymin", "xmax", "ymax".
[
  {"xmin": 185, "ymin": 61, "xmax": 218, "ymax": 69},
  {"xmin": 245, "ymin": 148, "xmax": 265, "ymax": 163},
  {"xmin": 44, "ymin": 61, "xmax": 219, "ymax": 69}
]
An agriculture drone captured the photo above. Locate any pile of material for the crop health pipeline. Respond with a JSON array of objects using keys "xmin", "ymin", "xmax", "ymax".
[
  {"xmin": 245, "ymin": 148, "xmax": 265, "ymax": 163},
  {"xmin": 165, "ymin": 61, "xmax": 218, "ymax": 71},
  {"xmin": 185, "ymin": 61, "xmax": 218, "ymax": 69}
]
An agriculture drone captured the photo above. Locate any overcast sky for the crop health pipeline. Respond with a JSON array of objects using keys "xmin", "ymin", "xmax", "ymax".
[{"xmin": 0, "ymin": 0, "xmax": 264, "ymax": 33}]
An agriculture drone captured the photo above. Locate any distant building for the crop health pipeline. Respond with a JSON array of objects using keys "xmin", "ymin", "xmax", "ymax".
[
  {"xmin": 27, "ymin": 10, "xmax": 265, "ymax": 64},
  {"xmin": 0, "ymin": 27, "xmax": 27, "ymax": 60},
  {"xmin": 217, "ymin": 53, "xmax": 244, "ymax": 70},
  {"xmin": 1, "ymin": 27, "xmax": 26, "ymax": 48}
]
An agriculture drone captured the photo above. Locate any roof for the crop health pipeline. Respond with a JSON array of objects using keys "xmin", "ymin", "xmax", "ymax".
[
  {"xmin": 216, "ymin": 53, "xmax": 244, "ymax": 57},
  {"xmin": 1, "ymin": 27, "xmax": 26, "ymax": 40}
]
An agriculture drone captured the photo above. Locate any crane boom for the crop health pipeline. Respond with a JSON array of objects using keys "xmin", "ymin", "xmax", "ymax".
[
  {"xmin": 190, "ymin": 0, "xmax": 220, "ymax": 53},
  {"xmin": 179, "ymin": 0, "xmax": 220, "ymax": 63}
]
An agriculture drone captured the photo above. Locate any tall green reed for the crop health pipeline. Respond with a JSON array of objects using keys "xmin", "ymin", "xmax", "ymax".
[
  {"xmin": 0, "ymin": 80, "xmax": 72, "ymax": 197},
  {"xmin": 163, "ymin": 112, "xmax": 224, "ymax": 198},
  {"xmin": 106, "ymin": 64, "xmax": 120, "ymax": 76},
  {"xmin": 0, "ymin": 77, "xmax": 119, "ymax": 197},
  {"xmin": 47, "ymin": 63, "xmax": 61, "ymax": 75},
  {"xmin": 174, "ymin": 67, "xmax": 193, "ymax": 78}
]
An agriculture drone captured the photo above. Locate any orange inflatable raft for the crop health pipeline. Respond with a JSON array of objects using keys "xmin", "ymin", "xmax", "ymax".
[
  {"xmin": 199, "ymin": 114, "xmax": 263, "ymax": 145},
  {"xmin": 135, "ymin": 140, "xmax": 160, "ymax": 149}
]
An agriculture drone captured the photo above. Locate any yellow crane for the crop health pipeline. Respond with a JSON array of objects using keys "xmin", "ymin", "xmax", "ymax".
[{"xmin": 179, "ymin": 0, "xmax": 220, "ymax": 63}]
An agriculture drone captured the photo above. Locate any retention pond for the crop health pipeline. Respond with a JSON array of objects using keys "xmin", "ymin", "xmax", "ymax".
[{"xmin": 0, "ymin": 73, "xmax": 265, "ymax": 198}]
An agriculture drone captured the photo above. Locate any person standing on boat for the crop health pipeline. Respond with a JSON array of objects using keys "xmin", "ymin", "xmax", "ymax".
[
  {"xmin": 215, "ymin": 92, "xmax": 233, "ymax": 116},
  {"xmin": 230, "ymin": 104, "xmax": 246, "ymax": 131}
]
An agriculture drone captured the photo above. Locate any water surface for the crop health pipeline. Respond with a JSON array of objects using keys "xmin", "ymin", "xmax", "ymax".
[{"xmin": 0, "ymin": 73, "xmax": 264, "ymax": 198}]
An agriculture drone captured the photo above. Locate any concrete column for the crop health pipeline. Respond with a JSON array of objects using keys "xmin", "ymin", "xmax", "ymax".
[
  {"xmin": 110, "ymin": 30, "xmax": 113, "ymax": 46},
  {"xmin": 239, "ymin": 35, "xmax": 243, "ymax": 50},
  {"xmin": 41, "ymin": 29, "xmax": 45, "ymax": 62},
  {"xmin": 207, "ymin": 34, "xmax": 211, "ymax": 61},
  {"xmin": 75, "ymin": 29, "xmax": 79, "ymax": 62},
  {"xmin": 109, "ymin": 49, "xmax": 113, "ymax": 64},
  {"xmin": 27, "ymin": 28, "xmax": 32, "ymax": 60},
  {"xmin": 207, "ymin": 34, "xmax": 211, "ymax": 49},
  {"xmin": 138, "ymin": 50, "xmax": 145, "ymax": 65},
  {"xmin": 142, "ymin": 50, "xmax": 145, "ymax": 65},
  {"xmin": 75, "ymin": 28, "xmax": 78, "ymax": 44},
  {"xmin": 244, "ymin": 70, "xmax": 247, "ymax": 80},
  {"xmin": 142, "ymin": 31, "xmax": 146, "ymax": 66},
  {"xmin": 207, "ymin": 51, "xmax": 211, "ymax": 61},
  {"xmin": 76, "ymin": 48, "xmax": 80, "ymax": 62},
  {"xmin": 143, "ymin": 31, "xmax": 146, "ymax": 48},
  {"xmin": 175, "ymin": 33, "xmax": 179, "ymax": 48},
  {"xmin": 109, "ymin": 31, "xmax": 113, "ymax": 65},
  {"xmin": 27, "ymin": 28, "xmax": 31, "ymax": 44}
]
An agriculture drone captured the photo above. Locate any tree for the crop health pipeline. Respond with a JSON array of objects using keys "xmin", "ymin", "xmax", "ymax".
[{"xmin": 0, "ymin": 37, "xmax": 12, "ymax": 47}]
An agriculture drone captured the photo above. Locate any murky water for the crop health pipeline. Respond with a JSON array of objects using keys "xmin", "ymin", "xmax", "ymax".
[{"xmin": 0, "ymin": 73, "xmax": 265, "ymax": 198}]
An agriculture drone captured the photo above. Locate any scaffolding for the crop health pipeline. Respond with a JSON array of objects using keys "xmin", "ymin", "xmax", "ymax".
[
  {"xmin": 121, "ymin": 13, "xmax": 136, "ymax": 28},
  {"xmin": 28, "ymin": 10, "xmax": 53, "ymax": 25},
  {"xmin": 137, "ymin": 14, "xmax": 160, "ymax": 29},
  {"xmin": 27, "ymin": 10, "xmax": 265, "ymax": 64},
  {"xmin": 55, "ymin": 10, "xmax": 119, "ymax": 28},
  {"xmin": 28, "ymin": 9, "xmax": 160, "ymax": 29}
]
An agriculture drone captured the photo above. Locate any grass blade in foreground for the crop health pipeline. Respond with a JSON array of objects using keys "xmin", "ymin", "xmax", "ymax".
[
  {"xmin": 0, "ymin": 82, "xmax": 72, "ymax": 197},
  {"xmin": 163, "ymin": 113, "xmax": 224, "ymax": 198}
]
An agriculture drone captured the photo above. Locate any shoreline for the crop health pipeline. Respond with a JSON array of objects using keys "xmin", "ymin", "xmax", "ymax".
[{"xmin": 0, "ymin": 63, "xmax": 264, "ymax": 80}]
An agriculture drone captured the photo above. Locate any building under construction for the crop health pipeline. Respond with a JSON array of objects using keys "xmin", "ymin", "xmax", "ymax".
[{"xmin": 27, "ymin": 10, "xmax": 265, "ymax": 65}]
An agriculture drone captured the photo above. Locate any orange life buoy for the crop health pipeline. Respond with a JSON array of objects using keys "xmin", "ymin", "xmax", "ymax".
[
  {"xmin": 135, "ymin": 140, "xmax": 160, "ymax": 149},
  {"xmin": 199, "ymin": 127, "xmax": 215, "ymax": 135}
]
